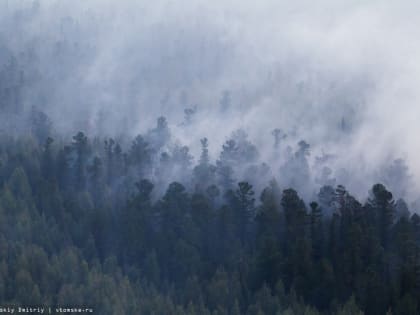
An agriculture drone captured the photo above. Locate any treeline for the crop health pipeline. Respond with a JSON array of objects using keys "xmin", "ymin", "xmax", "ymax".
[{"xmin": 0, "ymin": 130, "xmax": 418, "ymax": 315}]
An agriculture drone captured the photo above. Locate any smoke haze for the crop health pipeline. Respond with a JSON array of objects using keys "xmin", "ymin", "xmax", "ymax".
[{"xmin": 1, "ymin": 0, "xmax": 419, "ymax": 202}]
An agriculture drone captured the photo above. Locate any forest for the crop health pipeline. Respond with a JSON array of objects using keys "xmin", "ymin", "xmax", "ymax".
[
  {"xmin": 1, "ymin": 1, "xmax": 420, "ymax": 314},
  {"xmin": 0, "ymin": 120, "xmax": 418, "ymax": 314}
]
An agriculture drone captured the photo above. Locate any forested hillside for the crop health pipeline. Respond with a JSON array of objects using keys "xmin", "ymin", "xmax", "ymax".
[
  {"xmin": 0, "ymin": 129, "xmax": 418, "ymax": 314},
  {"xmin": 1, "ymin": 1, "xmax": 420, "ymax": 314}
]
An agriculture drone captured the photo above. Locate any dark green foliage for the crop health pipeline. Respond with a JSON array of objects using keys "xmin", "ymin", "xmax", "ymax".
[{"xmin": 0, "ymin": 133, "xmax": 418, "ymax": 315}]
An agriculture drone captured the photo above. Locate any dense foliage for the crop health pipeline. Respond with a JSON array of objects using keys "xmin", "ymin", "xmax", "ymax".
[{"xmin": 0, "ymin": 129, "xmax": 418, "ymax": 315}]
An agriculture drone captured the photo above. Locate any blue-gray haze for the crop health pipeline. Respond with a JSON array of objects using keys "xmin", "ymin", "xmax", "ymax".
[{"xmin": 0, "ymin": 0, "xmax": 419, "ymax": 206}]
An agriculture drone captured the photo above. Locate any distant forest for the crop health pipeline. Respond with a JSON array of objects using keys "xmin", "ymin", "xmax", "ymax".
[
  {"xmin": 1, "ymin": 2, "xmax": 420, "ymax": 314},
  {"xmin": 0, "ymin": 122, "xmax": 418, "ymax": 314}
]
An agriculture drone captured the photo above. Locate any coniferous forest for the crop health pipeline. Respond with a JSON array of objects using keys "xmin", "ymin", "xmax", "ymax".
[
  {"xmin": 0, "ymin": 127, "xmax": 418, "ymax": 314},
  {"xmin": 1, "ymin": 1, "xmax": 420, "ymax": 315}
]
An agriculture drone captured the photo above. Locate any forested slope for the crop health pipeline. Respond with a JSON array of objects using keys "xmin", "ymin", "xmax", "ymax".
[{"xmin": 0, "ymin": 132, "xmax": 418, "ymax": 314}]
